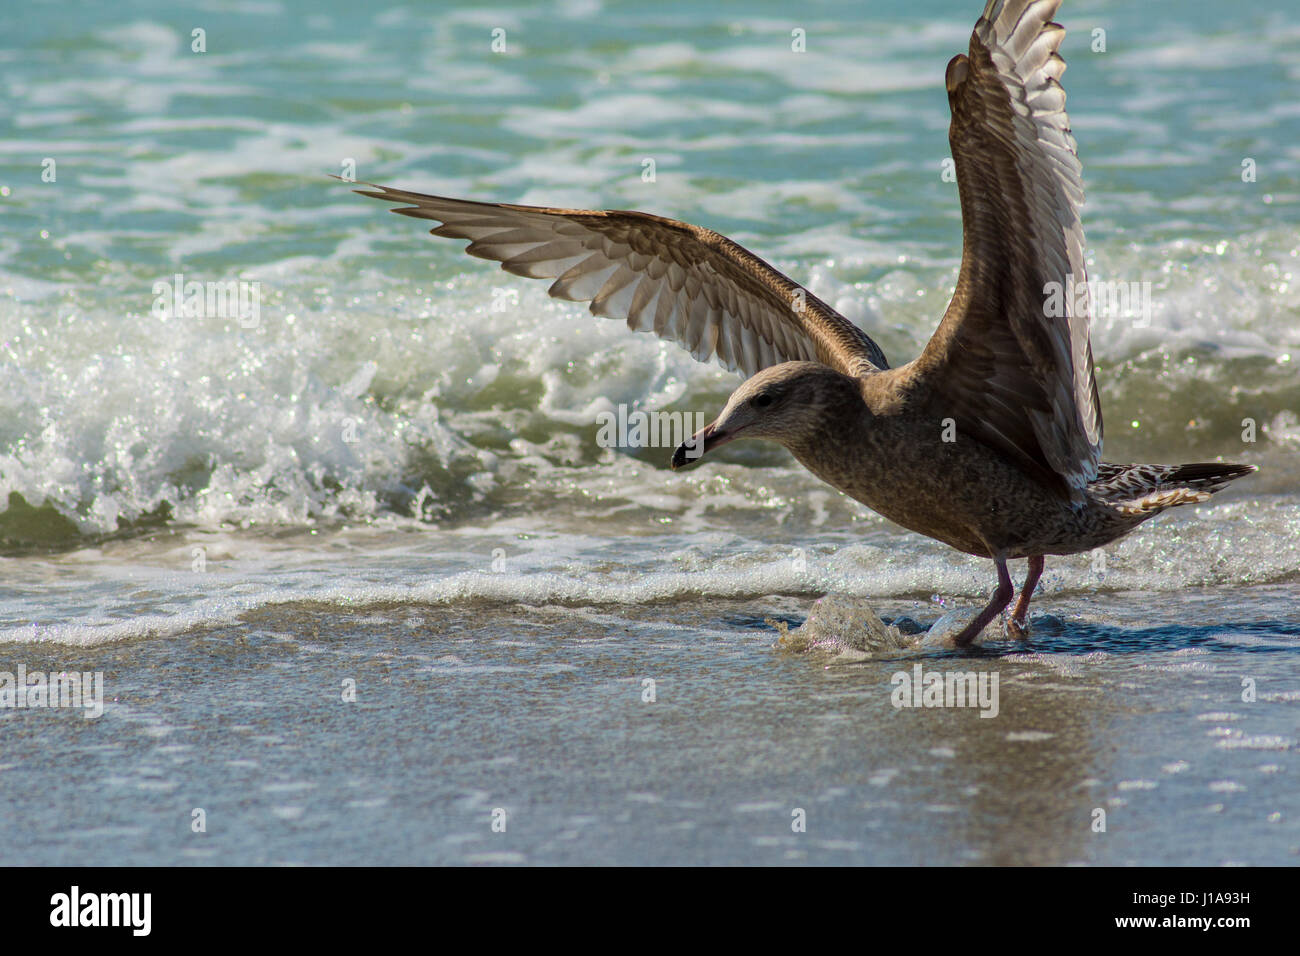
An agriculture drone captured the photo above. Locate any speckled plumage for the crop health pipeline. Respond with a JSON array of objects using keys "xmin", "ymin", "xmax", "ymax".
[
  {"xmin": 750, "ymin": 364, "xmax": 1252, "ymax": 563},
  {"xmin": 351, "ymin": 0, "xmax": 1257, "ymax": 647}
]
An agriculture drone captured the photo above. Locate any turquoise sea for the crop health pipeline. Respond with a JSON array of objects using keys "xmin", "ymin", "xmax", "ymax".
[{"xmin": 1, "ymin": 0, "xmax": 1298, "ymax": 864}]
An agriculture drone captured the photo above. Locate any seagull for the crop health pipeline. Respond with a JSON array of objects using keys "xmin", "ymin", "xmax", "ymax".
[{"xmin": 347, "ymin": 0, "xmax": 1255, "ymax": 647}]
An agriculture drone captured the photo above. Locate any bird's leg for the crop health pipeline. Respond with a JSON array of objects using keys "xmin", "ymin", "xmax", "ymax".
[
  {"xmin": 952, "ymin": 558, "xmax": 1014, "ymax": 648},
  {"xmin": 1007, "ymin": 555, "xmax": 1045, "ymax": 639}
]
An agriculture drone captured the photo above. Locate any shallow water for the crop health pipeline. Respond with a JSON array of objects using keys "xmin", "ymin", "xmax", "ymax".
[
  {"xmin": 5, "ymin": 589, "xmax": 1298, "ymax": 865},
  {"xmin": 1, "ymin": 0, "xmax": 1298, "ymax": 865}
]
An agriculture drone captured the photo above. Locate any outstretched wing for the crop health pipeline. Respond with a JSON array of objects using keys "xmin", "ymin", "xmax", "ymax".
[
  {"xmin": 911, "ymin": 0, "xmax": 1102, "ymax": 502},
  {"xmin": 348, "ymin": 180, "xmax": 889, "ymax": 379}
]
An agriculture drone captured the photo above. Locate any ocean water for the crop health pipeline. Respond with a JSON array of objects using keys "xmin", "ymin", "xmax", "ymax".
[{"xmin": 1, "ymin": 0, "xmax": 1298, "ymax": 865}]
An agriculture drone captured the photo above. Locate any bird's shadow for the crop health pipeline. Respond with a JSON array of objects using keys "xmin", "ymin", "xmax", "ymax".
[
  {"xmin": 734, "ymin": 611, "xmax": 1300, "ymax": 659},
  {"xmin": 1009, "ymin": 616, "xmax": 1300, "ymax": 657}
]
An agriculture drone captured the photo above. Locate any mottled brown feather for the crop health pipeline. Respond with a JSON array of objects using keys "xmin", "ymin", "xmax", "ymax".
[
  {"xmin": 908, "ymin": 0, "xmax": 1102, "ymax": 503},
  {"xmin": 348, "ymin": 182, "xmax": 890, "ymax": 379}
]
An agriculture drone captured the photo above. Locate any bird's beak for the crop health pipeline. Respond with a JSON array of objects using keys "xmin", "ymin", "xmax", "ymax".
[{"xmin": 670, "ymin": 422, "xmax": 740, "ymax": 470}]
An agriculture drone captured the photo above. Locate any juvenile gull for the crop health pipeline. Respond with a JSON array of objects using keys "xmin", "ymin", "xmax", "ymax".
[{"xmin": 348, "ymin": 0, "xmax": 1256, "ymax": 647}]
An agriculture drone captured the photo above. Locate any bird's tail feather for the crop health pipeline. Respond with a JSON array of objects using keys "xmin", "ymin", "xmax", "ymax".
[{"xmin": 1094, "ymin": 461, "xmax": 1257, "ymax": 515}]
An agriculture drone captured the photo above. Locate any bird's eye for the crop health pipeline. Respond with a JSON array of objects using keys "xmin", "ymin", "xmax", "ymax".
[{"xmin": 753, "ymin": 393, "xmax": 774, "ymax": 409}]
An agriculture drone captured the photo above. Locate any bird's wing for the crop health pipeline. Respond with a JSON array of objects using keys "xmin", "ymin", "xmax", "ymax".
[
  {"xmin": 910, "ymin": 0, "xmax": 1102, "ymax": 502},
  {"xmin": 348, "ymin": 181, "xmax": 889, "ymax": 379}
]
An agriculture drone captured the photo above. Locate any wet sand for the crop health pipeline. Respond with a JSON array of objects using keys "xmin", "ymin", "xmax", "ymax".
[{"xmin": 3, "ymin": 587, "xmax": 1296, "ymax": 866}]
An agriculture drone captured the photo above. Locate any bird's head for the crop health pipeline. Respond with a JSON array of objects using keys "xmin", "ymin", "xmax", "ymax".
[{"xmin": 670, "ymin": 361, "xmax": 864, "ymax": 470}]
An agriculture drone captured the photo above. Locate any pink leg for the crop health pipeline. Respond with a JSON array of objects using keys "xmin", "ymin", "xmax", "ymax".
[
  {"xmin": 1010, "ymin": 555, "xmax": 1045, "ymax": 628},
  {"xmin": 953, "ymin": 558, "xmax": 1014, "ymax": 648}
]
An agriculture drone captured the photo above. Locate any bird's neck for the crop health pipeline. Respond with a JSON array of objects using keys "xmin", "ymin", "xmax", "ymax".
[{"xmin": 781, "ymin": 395, "xmax": 878, "ymax": 490}]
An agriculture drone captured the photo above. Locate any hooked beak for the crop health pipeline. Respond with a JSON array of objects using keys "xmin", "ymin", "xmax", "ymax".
[{"xmin": 670, "ymin": 422, "xmax": 741, "ymax": 470}]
